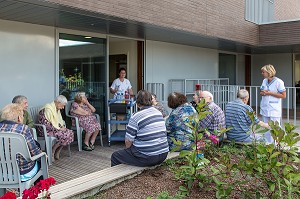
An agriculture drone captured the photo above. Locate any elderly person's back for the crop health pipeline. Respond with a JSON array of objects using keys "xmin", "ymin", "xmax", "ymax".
[
  {"xmin": 225, "ymin": 89, "xmax": 269, "ymax": 143},
  {"xmin": 111, "ymin": 90, "xmax": 169, "ymax": 167},
  {"xmin": 38, "ymin": 95, "xmax": 74, "ymax": 161},
  {"xmin": 0, "ymin": 103, "xmax": 42, "ymax": 181},
  {"xmin": 166, "ymin": 92, "xmax": 196, "ymax": 151},
  {"xmin": 70, "ymin": 92, "xmax": 101, "ymax": 151},
  {"xmin": 198, "ymin": 91, "xmax": 226, "ymax": 140}
]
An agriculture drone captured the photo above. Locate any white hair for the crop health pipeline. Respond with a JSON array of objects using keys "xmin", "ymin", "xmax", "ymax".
[
  {"xmin": 237, "ymin": 89, "xmax": 249, "ymax": 99},
  {"xmin": 202, "ymin": 91, "xmax": 214, "ymax": 101},
  {"xmin": 55, "ymin": 95, "xmax": 67, "ymax": 104}
]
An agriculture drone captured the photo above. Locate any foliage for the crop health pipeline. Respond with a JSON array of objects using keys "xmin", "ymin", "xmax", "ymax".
[
  {"xmin": 146, "ymin": 191, "xmax": 183, "ymax": 199},
  {"xmin": 152, "ymin": 102, "xmax": 300, "ymax": 199},
  {"xmin": 60, "ymin": 69, "xmax": 85, "ymax": 91},
  {"xmin": 22, "ymin": 177, "xmax": 56, "ymax": 199},
  {"xmin": 170, "ymin": 100, "xmax": 229, "ymax": 198}
]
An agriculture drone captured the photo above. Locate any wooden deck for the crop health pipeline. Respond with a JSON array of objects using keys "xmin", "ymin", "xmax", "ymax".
[{"xmin": 49, "ymin": 138, "xmax": 124, "ymax": 184}]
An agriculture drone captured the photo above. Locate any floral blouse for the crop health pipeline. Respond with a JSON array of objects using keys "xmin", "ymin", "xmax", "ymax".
[{"xmin": 166, "ymin": 103, "xmax": 196, "ymax": 151}]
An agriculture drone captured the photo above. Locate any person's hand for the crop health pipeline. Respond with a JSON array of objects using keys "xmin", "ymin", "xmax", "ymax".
[
  {"xmin": 82, "ymin": 97, "xmax": 89, "ymax": 104},
  {"xmin": 261, "ymin": 90, "xmax": 268, "ymax": 96}
]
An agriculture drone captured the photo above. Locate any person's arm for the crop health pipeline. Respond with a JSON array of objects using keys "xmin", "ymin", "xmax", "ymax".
[
  {"xmin": 83, "ymin": 98, "xmax": 96, "ymax": 113},
  {"xmin": 128, "ymin": 88, "xmax": 133, "ymax": 95},
  {"xmin": 110, "ymin": 79, "xmax": 117, "ymax": 94},
  {"xmin": 25, "ymin": 111, "xmax": 34, "ymax": 128},
  {"xmin": 125, "ymin": 139, "xmax": 133, "ymax": 148},
  {"xmin": 110, "ymin": 87, "xmax": 117, "ymax": 94},
  {"xmin": 258, "ymin": 121, "xmax": 270, "ymax": 129},
  {"xmin": 71, "ymin": 102, "xmax": 90, "ymax": 116},
  {"xmin": 262, "ymin": 90, "xmax": 286, "ymax": 99}
]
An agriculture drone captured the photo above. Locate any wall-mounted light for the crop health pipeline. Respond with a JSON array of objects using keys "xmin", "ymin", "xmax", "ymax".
[{"xmin": 85, "ymin": 36, "xmax": 92, "ymax": 39}]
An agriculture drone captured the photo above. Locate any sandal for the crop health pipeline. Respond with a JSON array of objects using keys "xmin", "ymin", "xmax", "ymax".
[
  {"xmin": 89, "ymin": 141, "xmax": 95, "ymax": 150},
  {"xmin": 83, "ymin": 143, "xmax": 92, "ymax": 151}
]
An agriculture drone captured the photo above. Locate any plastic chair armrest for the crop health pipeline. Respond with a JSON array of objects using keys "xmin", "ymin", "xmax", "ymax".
[
  {"xmin": 33, "ymin": 123, "xmax": 48, "ymax": 140},
  {"xmin": 31, "ymin": 127, "xmax": 38, "ymax": 140},
  {"xmin": 94, "ymin": 113, "xmax": 100, "ymax": 122},
  {"xmin": 30, "ymin": 152, "xmax": 47, "ymax": 161}
]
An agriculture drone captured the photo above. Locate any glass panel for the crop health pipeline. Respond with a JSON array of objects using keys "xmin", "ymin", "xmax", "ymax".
[
  {"xmin": 219, "ymin": 53, "xmax": 236, "ymax": 85},
  {"xmin": 59, "ymin": 33, "xmax": 107, "ymax": 130}
]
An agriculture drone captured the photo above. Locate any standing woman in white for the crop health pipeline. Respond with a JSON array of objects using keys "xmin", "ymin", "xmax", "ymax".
[
  {"xmin": 110, "ymin": 67, "xmax": 133, "ymax": 97},
  {"xmin": 260, "ymin": 64, "xmax": 286, "ymax": 143}
]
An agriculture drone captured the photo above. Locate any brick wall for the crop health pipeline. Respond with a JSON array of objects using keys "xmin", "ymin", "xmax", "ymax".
[
  {"xmin": 46, "ymin": 0, "xmax": 258, "ymax": 45},
  {"xmin": 275, "ymin": 0, "xmax": 300, "ymax": 21}
]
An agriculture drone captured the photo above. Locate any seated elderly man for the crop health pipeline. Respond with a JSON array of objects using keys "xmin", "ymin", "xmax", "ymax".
[
  {"xmin": 111, "ymin": 90, "xmax": 169, "ymax": 167},
  {"xmin": 198, "ymin": 91, "xmax": 226, "ymax": 139},
  {"xmin": 0, "ymin": 103, "xmax": 42, "ymax": 181},
  {"xmin": 12, "ymin": 95, "xmax": 34, "ymax": 128},
  {"xmin": 225, "ymin": 89, "xmax": 269, "ymax": 143}
]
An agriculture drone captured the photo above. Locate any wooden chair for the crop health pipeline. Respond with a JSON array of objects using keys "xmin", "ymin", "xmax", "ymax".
[
  {"xmin": 65, "ymin": 101, "xmax": 103, "ymax": 151},
  {"xmin": 0, "ymin": 131, "xmax": 48, "ymax": 196},
  {"xmin": 29, "ymin": 106, "xmax": 71, "ymax": 165}
]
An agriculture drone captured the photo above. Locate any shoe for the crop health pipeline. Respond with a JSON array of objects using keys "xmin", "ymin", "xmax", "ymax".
[
  {"xmin": 83, "ymin": 143, "xmax": 92, "ymax": 151},
  {"xmin": 89, "ymin": 141, "xmax": 95, "ymax": 150}
]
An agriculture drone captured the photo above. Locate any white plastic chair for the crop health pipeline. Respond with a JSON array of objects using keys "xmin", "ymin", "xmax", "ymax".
[
  {"xmin": 65, "ymin": 101, "xmax": 103, "ymax": 151},
  {"xmin": 0, "ymin": 131, "xmax": 48, "ymax": 197},
  {"xmin": 29, "ymin": 106, "xmax": 71, "ymax": 165}
]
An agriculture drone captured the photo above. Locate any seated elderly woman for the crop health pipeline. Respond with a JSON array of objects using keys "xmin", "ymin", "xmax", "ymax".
[
  {"xmin": 151, "ymin": 93, "xmax": 168, "ymax": 118},
  {"xmin": 0, "ymin": 103, "xmax": 42, "ymax": 181},
  {"xmin": 166, "ymin": 92, "xmax": 197, "ymax": 151},
  {"xmin": 38, "ymin": 95, "xmax": 74, "ymax": 161},
  {"xmin": 70, "ymin": 92, "xmax": 101, "ymax": 151}
]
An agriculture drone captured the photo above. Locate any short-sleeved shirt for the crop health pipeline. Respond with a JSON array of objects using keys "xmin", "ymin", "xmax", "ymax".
[
  {"xmin": 125, "ymin": 106, "xmax": 169, "ymax": 156},
  {"xmin": 260, "ymin": 77, "xmax": 285, "ymax": 117},
  {"xmin": 198, "ymin": 102, "xmax": 226, "ymax": 133},
  {"xmin": 110, "ymin": 78, "xmax": 132, "ymax": 95},
  {"xmin": 225, "ymin": 99, "xmax": 260, "ymax": 142}
]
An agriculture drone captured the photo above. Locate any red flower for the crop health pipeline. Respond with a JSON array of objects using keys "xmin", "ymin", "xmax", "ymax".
[
  {"xmin": 22, "ymin": 177, "xmax": 56, "ymax": 199},
  {"xmin": 0, "ymin": 192, "xmax": 16, "ymax": 199}
]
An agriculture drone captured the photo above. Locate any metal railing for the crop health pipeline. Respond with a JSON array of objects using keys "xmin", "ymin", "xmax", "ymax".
[{"xmin": 201, "ymin": 84, "xmax": 298, "ymax": 125}]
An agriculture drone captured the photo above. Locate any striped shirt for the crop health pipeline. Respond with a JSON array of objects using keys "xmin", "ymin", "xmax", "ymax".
[
  {"xmin": 0, "ymin": 120, "xmax": 42, "ymax": 174},
  {"xmin": 225, "ymin": 99, "xmax": 260, "ymax": 142},
  {"xmin": 125, "ymin": 106, "xmax": 169, "ymax": 156}
]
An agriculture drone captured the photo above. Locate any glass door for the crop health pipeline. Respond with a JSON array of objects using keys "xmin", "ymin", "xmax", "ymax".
[
  {"xmin": 219, "ymin": 53, "xmax": 236, "ymax": 85},
  {"xmin": 59, "ymin": 33, "xmax": 107, "ymax": 130}
]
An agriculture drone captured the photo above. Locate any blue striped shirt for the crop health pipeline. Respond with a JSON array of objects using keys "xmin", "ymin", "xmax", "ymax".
[
  {"xmin": 125, "ymin": 106, "xmax": 169, "ymax": 156},
  {"xmin": 225, "ymin": 99, "xmax": 260, "ymax": 142}
]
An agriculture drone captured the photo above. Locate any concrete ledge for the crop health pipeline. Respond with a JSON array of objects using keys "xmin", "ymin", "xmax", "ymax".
[{"xmin": 49, "ymin": 152, "xmax": 179, "ymax": 199}]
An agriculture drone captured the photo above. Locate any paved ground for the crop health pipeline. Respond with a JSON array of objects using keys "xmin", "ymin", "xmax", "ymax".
[{"xmin": 49, "ymin": 137, "xmax": 124, "ymax": 184}]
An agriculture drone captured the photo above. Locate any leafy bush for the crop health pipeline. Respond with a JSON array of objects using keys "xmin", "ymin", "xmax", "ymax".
[{"xmin": 152, "ymin": 102, "xmax": 300, "ymax": 199}]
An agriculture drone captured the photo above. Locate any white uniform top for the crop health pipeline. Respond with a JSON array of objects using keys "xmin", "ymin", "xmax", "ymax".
[
  {"xmin": 260, "ymin": 77, "xmax": 285, "ymax": 117},
  {"xmin": 110, "ymin": 78, "xmax": 132, "ymax": 97}
]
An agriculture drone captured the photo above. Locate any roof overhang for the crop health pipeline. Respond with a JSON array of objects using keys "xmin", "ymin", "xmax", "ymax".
[{"xmin": 1, "ymin": 0, "xmax": 300, "ymax": 54}]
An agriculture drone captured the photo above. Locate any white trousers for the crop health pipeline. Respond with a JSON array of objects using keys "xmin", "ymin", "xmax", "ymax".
[{"xmin": 262, "ymin": 116, "xmax": 281, "ymax": 144}]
